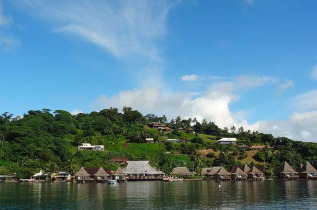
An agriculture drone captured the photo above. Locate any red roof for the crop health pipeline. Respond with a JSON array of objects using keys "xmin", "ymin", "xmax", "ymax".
[{"xmin": 109, "ymin": 157, "xmax": 129, "ymax": 162}]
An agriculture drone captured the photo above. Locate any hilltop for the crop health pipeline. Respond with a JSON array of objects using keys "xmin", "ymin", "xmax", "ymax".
[{"xmin": 0, "ymin": 107, "xmax": 316, "ymax": 178}]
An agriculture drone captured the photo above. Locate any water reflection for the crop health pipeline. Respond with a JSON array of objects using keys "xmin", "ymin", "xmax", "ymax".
[{"xmin": 1, "ymin": 181, "xmax": 317, "ymax": 209}]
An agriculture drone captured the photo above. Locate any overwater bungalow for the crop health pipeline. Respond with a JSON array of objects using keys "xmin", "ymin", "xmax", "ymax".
[
  {"xmin": 231, "ymin": 167, "xmax": 247, "ymax": 180},
  {"xmin": 298, "ymin": 161, "xmax": 317, "ymax": 180},
  {"xmin": 201, "ymin": 167, "xmax": 221, "ymax": 180},
  {"xmin": 247, "ymin": 166, "xmax": 264, "ymax": 180},
  {"xmin": 214, "ymin": 166, "xmax": 231, "ymax": 181},
  {"xmin": 112, "ymin": 167, "xmax": 127, "ymax": 182},
  {"xmin": 123, "ymin": 161, "xmax": 164, "ymax": 181},
  {"xmin": 0, "ymin": 174, "xmax": 16, "ymax": 182},
  {"xmin": 86, "ymin": 167, "xmax": 112, "ymax": 182},
  {"xmin": 277, "ymin": 162, "xmax": 299, "ymax": 180},
  {"xmin": 75, "ymin": 167, "xmax": 93, "ymax": 182},
  {"xmin": 170, "ymin": 167, "xmax": 194, "ymax": 178}
]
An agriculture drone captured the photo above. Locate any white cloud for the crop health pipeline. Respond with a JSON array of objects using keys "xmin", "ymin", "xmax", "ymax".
[
  {"xmin": 19, "ymin": 0, "xmax": 178, "ymax": 61},
  {"xmin": 243, "ymin": 0, "xmax": 254, "ymax": 5},
  {"xmin": 71, "ymin": 109, "xmax": 83, "ymax": 115},
  {"xmin": 234, "ymin": 76, "xmax": 277, "ymax": 89},
  {"xmin": 278, "ymin": 80, "xmax": 294, "ymax": 92},
  {"xmin": 294, "ymin": 90, "xmax": 317, "ymax": 111},
  {"xmin": 181, "ymin": 74, "xmax": 198, "ymax": 81},
  {"xmin": 311, "ymin": 65, "xmax": 317, "ymax": 80},
  {"xmin": 0, "ymin": 2, "xmax": 11, "ymax": 26}
]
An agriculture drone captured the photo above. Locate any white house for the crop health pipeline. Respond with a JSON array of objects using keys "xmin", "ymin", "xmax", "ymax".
[
  {"xmin": 78, "ymin": 143, "xmax": 104, "ymax": 151},
  {"xmin": 145, "ymin": 138, "xmax": 155, "ymax": 143},
  {"xmin": 217, "ymin": 138, "xmax": 237, "ymax": 144}
]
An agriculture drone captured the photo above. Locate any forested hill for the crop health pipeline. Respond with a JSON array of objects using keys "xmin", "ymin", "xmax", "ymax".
[{"xmin": 0, "ymin": 107, "xmax": 316, "ymax": 179}]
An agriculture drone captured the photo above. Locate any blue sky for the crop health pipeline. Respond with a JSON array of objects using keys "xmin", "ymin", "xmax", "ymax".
[{"xmin": 0, "ymin": 0, "xmax": 317, "ymax": 141}]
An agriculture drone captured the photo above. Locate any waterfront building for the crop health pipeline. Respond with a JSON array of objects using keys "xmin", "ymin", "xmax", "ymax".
[
  {"xmin": 170, "ymin": 167, "xmax": 194, "ymax": 178},
  {"xmin": 217, "ymin": 138, "xmax": 237, "ymax": 144},
  {"xmin": 86, "ymin": 167, "xmax": 112, "ymax": 182},
  {"xmin": 201, "ymin": 167, "xmax": 221, "ymax": 180},
  {"xmin": 214, "ymin": 166, "xmax": 231, "ymax": 181},
  {"xmin": 33, "ymin": 170, "xmax": 48, "ymax": 181},
  {"xmin": 298, "ymin": 161, "xmax": 317, "ymax": 180},
  {"xmin": 51, "ymin": 172, "xmax": 71, "ymax": 181},
  {"xmin": 231, "ymin": 167, "xmax": 247, "ymax": 180},
  {"xmin": 277, "ymin": 161, "xmax": 299, "ymax": 180},
  {"xmin": 75, "ymin": 167, "xmax": 92, "ymax": 181},
  {"xmin": 78, "ymin": 143, "xmax": 104, "ymax": 151},
  {"xmin": 112, "ymin": 167, "xmax": 127, "ymax": 182},
  {"xmin": 247, "ymin": 166, "xmax": 264, "ymax": 180},
  {"xmin": 123, "ymin": 161, "xmax": 164, "ymax": 180}
]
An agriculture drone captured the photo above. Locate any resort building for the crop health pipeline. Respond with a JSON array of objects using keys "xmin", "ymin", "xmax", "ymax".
[
  {"xmin": 214, "ymin": 166, "xmax": 231, "ymax": 181},
  {"xmin": 217, "ymin": 138, "xmax": 237, "ymax": 144},
  {"xmin": 277, "ymin": 162, "xmax": 299, "ymax": 180},
  {"xmin": 298, "ymin": 161, "xmax": 317, "ymax": 180},
  {"xmin": 231, "ymin": 167, "xmax": 247, "ymax": 180},
  {"xmin": 145, "ymin": 138, "xmax": 155, "ymax": 143},
  {"xmin": 249, "ymin": 146, "xmax": 265, "ymax": 151},
  {"xmin": 33, "ymin": 170, "xmax": 48, "ymax": 181},
  {"xmin": 112, "ymin": 167, "xmax": 127, "ymax": 182},
  {"xmin": 247, "ymin": 166, "xmax": 264, "ymax": 180},
  {"xmin": 51, "ymin": 172, "xmax": 71, "ymax": 181},
  {"xmin": 75, "ymin": 167, "xmax": 92, "ymax": 182},
  {"xmin": 187, "ymin": 128, "xmax": 195, "ymax": 134},
  {"xmin": 148, "ymin": 122, "xmax": 166, "ymax": 129},
  {"xmin": 123, "ymin": 161, "xmax": 164, "ymax": 180},
  {"xmin": 0, "ymin": 174, "xmax": 16, "ymax": 182},
  {"xmin": 170, "ymin": 167, "xmax": 194, "ymax": 177},
  {"xmin": 238, "ymin": 145, "xmax": 250, "ymax": 150},
  {"xmin": 201, "ymin": 167, "xmax": 221, "ymax": 180},
  {"xmin": 78, "ymin": 143, "xmax": 104, "ymax": 151},
  {"xmin": 86, "ymin": 167, "xmax": 112, "ymax": 182},
  {"xmin": 109, "ymin": 157, "xmax": 129, "ymax": 165},
  {"xmin": 159, "ymin": 127, "xmax": 172, "ymax": 132}
]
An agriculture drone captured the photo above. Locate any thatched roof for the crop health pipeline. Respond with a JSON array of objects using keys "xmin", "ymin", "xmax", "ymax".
[
  {"xmin": 113, "ymin": 167, "xmax": 127, "ymax": 176},
  {"xmin": 298, "ymin": 161, "xmax": 317, "ymax": 173},
  {"xmin": 123, "ymin": 161, "xmax": 164, "ymax": 175},
  {"xmin": 170, "ymin": 167, "xmax": 194, "ymax": 176},
  {"xmin": 86, "ymin": 167, "xmax": 112, "ymax": 176},
  {"xmin": 231, "ymin": 164, "xmax": 251, "ymax": 173},
  {"xmin": 215, "ymin": 166, "xmax": 230, "ymax": 175},
  {"xmin": 75, "ymin": 167, "xmax": 90, "ymax": 177},
  {"xmin": 93, "ymin": 167, "xmax": 110, "ymax": 177},
  {"xmin": 201, "ymin": 168, "xmax": 213, "ymax": 175},
  {"xmin": 232, "ymin": 167, "xmax": 246, "ymax": 175},
  {"xmin": 278, "ymin": 162, "xmax": 297, "ymax": 174},
  {"xmin": 249, "ymin": 166, "xmax": 263, "ymax": 175}
]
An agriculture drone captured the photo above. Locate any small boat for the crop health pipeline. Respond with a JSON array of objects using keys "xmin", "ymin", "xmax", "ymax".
[{"xmin": 107, "ymin": 180, "xmax": 117, "ymax": 185}]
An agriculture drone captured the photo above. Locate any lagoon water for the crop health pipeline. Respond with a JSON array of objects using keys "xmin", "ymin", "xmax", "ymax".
[{"xmin": 0, "ymin": 181, "xmax": 316, "ymax": 209}]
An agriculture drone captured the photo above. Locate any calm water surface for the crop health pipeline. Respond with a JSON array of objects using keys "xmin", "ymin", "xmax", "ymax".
[{"xmin": 0, "ymin": 180, "xmax": 316, "ymax": 209}]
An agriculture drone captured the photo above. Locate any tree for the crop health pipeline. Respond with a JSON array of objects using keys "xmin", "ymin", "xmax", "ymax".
[{"xmin": 230, "ymin": 126, "xmax": 236, "ymax": 134}]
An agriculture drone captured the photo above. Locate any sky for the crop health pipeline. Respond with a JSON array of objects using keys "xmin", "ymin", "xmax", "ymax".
[{"xmin": 0, "ymin": 0, "xmax": 317, "ymax": 142}]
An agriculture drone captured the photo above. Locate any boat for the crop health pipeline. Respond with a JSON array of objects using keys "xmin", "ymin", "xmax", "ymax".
[{"xmin": 107, "ymin": 180, "xmax": 117, "ymax": 185}]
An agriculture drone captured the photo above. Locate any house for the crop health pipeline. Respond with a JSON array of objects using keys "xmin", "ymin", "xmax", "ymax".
[
  {"xmin": 217, "ymin": 138, "xmax": 237, "ymax": 144},
  {"xmin": 231, "ymin": 164, "xmax": 251, "ymax": 174},
  {"xmin": 145, "ymin": 138, "xmax": 155, "ymax": 143},
  {"xmin": 298, "ymin": 161, "xmax": 317, "ymax": 180},
  {"xmin": 0, "ymin": 174, "xmax": 16, "ymax": 182},
  {"xmin": 123, "ymin": 161, "xmax": 164, "ymax": 180},
  {"xmin": 78, "ymin": 143, "xmax": 104, "ymax": 151},
  {"xmin": 238, "ymin": 145, "xmax": 250, "ymax": 150},
  {"xmin": 214, "ymin": 166, "xmax": 231, "ymax": 181},
  {"xmin": 187, "ymin": 128, "xmax": 195, "ymax": 134},
  {"xmin": 109, "ymin": 157, "xmax": 129, "ymax": 165},
  {"xmin": 75, "ymin": 167, "xmax": 92, "ymax": 182},
  {"xmin": 249, "ymin": 146, "xmax": 265, "ymax": 151},
  {"xmin": 51, "ymin": 172, "xmax": 71, "ymax": 181},
  {"xmin": 178, "ymin": 127, "xmax": 185, "ymax": 131},
  {"xmin": 170, "ymin": 167, "xmax": 194, "ymax": 177},
  {"xmin": 201, "ymin": 167, "xmax": 220, "ymax": 180},
  {"xmin": 148, "ymin": 122, "xmax": 165, "ymax": 129},
  {"xmin": 33, "ymin": 170, "xmax": 48, "ymax": 181},
  {"xmin": 112, "ymin": 167, "xmax": 127, "ymax": 182},
  {"xmin": 159, "ymin": 127, "xmax": 172, "ymax": 132},
  {"xmin": 231, "ymin": 167, "xmax": 247, "ymax": 180},
  {"xmin": 247, "ymin": 165, "xmax": 264, "ymax": 180},
  {"xmin": 277, "ymin": 161, "xmax": 299, "ymax": 180},
  {"xmin": 86, "ymin": 167, "xmax": 112, "ymax": 182}
]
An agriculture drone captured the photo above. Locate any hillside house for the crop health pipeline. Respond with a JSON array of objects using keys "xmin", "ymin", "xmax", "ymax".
[{"xmin": 78, "ymin": 143, "xmax": 104, "ymax": 151}]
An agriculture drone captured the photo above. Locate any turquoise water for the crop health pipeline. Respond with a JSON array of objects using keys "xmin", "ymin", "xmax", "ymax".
[{"xmin": 0, "ymin": 180, "xmax": 316, "ymax": 209}]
